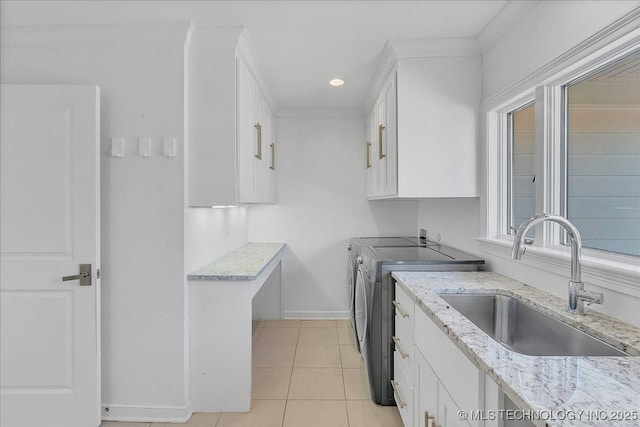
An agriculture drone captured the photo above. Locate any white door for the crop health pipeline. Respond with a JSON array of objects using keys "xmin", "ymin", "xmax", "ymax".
[{"xmin": 0, "ymin": 84, "xmax": 101, "ymax": 427}]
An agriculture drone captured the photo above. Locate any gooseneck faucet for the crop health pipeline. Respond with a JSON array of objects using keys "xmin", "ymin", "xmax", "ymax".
[{"xmin": 512, "ymin": 214, "xmax": 603, "ymax": 314}]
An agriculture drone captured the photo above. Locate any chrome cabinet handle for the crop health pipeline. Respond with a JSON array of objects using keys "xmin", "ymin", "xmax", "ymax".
[
  {"xmin": 62, "ymin": 264, "xmax": 92, "ymax": 286},
  {"xmin": 378, "ymin": 124, "xmax": 386, "ymax": 159},
  {"xmin": 392, "ymin": 300, "xmax": 409, "ymax": 318},
  {"xmin": 390, "ymin": 380, "xmax": 406, "ymax": 408},
  {"xmin": 254, "ymin": 123, "xmax": 262, "ymax": 159},
  {"xmin": 392, "ymin": 336, "xmax": 409, "ymax": 359},
  {"xmin": 366, "ymin": 141, "xmax": 372, "ymax": 168}
]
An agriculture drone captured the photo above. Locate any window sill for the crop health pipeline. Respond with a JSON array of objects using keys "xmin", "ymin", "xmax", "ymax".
[{"xmin": 477, "ymin": 237, "xmax": 640, "ymax": 298}]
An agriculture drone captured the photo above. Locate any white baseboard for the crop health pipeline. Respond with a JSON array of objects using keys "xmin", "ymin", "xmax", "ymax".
[
  {"xmin": 283, "ymin": 310, "xmax": 350, "ymax": 320},
  {"xmin": 101, "ymin": 400, "xmax": 193, "ymax": 423}
]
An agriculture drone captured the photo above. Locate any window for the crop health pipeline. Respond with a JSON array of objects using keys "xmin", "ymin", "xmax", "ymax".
[
  {"xmin": 507, "ymin": 103, "xmax": 536, "ymax": 237},
  {"xmin": 480, "ymin": 23, "xmax": 640, "ymax": 295},
  {"xmin": 562, "ymin": 52, "xmax": 640, "ymax": 257}
]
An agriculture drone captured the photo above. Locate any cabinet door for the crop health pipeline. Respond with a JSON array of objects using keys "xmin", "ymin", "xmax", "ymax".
[
  {"xmin": 237, "ymin": 57, "xmax": 257, "ymax": 203},
  {"xmin": 255, "ymin": 91, "xmax": 277, "ymax": 203},
  {"xmin": 377, "ymin": 72, "xmax": 397, "ymax": 197},
  {"xmin": 254, "ymin": 91, "xmax": 269, "ymax": 203},
  {"xmin": 365, "ymin": 109, "xmax": 378, "ymax": 198},
  {"xmin": 266, "ymin": 109, "xmax": 277, "ymax": 203},
  {"xmin": 415, "ymin": 350, "xmax": 438, "ymax": 427},
  {"xmin": 439, "ymin": 386, "xmax": 470, "ymax": 427}
]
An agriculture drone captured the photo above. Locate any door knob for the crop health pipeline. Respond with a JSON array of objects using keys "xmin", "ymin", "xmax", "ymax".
[{"xmin": 62, "ymin": 264, "xmax": 92, "ymax": 286}]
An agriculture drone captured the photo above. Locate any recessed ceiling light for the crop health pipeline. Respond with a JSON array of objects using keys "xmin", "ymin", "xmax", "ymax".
[{"xmin": 329, "ymin": 78, "xmax": 345, "ymax": 87}]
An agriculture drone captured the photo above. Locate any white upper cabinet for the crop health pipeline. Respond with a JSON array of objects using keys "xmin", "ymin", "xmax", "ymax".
[
  {"xmin": 189, "ymin": 27, "xmax": 276, "ymax": 207},
  {"xmin": 236, "ymin": 56, "xmax": 276, "ymax": 204},
  {"xmin": 375, "ymin": 72, "xmax": 398, "ymax": 197},
  {"xmin": 366, "ymin": 39, "xmax": 480, "ymax": 200}
]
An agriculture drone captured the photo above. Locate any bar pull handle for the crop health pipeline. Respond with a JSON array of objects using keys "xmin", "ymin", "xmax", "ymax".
[
  {"xmin": 390, "ymin": 380, "xmax": 406, "ymax": 408},
  {"xmin": 269, "ymin": 143, "xmax": 275, "ymax": 170},
  {"xmin": 62, "ymin": 264, "xmax": 92, "ymax": 286},
  {"xmin": 254, "ymin": 123, "xmax": 262, "ymax": 159},
  {"xmin": 366, "ymin": 142, "xmax": 372, "ymax": 169},
  {"xmin": 425, "ymin": 411, "xmax": 436, "ymax": 427},
  {"xmin": 392, "ymin": 300, "xmax": 409, "ymax": 318},
  {"xmin": 378, "ymin": 124, "xmax": 386, "ymax": 159},
  {"xmin": 392, "ymin": 336, "xmax": 409, "ymax": 359}
]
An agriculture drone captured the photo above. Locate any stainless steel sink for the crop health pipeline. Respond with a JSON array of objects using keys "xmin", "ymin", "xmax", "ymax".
[{"xmin": 439, "ymin": 293, "xmax": 628, "ymax": 357}]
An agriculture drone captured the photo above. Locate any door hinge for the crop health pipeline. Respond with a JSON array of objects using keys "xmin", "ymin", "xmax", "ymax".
[{"xmin": 96, "ymin": 268, "xmax": 101, "ymax": 279}]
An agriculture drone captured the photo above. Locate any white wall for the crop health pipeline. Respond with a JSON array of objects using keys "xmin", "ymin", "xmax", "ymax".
[
  {"xmin": 0, "ymin": 24, "xmax": 198, "ymax": 421},
  {"xmin": 184, "ymin": 209, "xmax": 248, "ymax": 276},
  {"xmin": 419, "ymin": 1, "xmax": 640, "ymax": 327},
  {"xmin": 248, "ymin": 112, "xmax": 418, "ymax": 318},
  {"xmin": 482, "ymin": 0, "xmax": 640, "ymax": 100}
]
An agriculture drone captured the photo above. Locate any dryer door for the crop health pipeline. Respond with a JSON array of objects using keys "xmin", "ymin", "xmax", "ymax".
[
  {"xmin": 354, "ymin": 266, "xmax": 368, "ymax": 351},
  {"xmin": 347, "ymin": 250, "xmax": 355, "ymax": 318}
]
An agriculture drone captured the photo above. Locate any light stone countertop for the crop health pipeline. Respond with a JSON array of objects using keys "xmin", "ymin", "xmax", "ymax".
[
  {"xmin": 187, "ymin": 242, "xmax": 286, "ymax": 281},
  {"xmin": 392, "ymin": 271, "xmax": 640, "ymax": 427}
]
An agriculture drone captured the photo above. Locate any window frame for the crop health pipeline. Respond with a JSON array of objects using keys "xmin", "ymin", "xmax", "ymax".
[
  {"xmin": 506, "ymin": 101, "xmax": 536, "ymax": 237},
  {"xmin": 559, "ymin": 51, "xmax": 640, "ymax": 253},
  {"xmin": 479, "ymin": 24, "xmax": 640, "ymax": 298}
]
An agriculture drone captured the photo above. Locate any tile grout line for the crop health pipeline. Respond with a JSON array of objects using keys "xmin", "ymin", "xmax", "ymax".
[
  {"xmin": 282, "ymin": 325, "xmax": 301, "ymax": 427},
  {"xmin": 338, "ymin": 321, "xmax": 352, "ymax": 426}
]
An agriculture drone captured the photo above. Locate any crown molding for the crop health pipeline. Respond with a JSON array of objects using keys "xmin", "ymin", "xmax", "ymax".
[
  {"xmin": 277, "ymin": 107, "xmax": 365, "ymax": 119},
  {"xmin": 0, "ymin": 21, "xmax": 192, "ymax": 47},
  {"xmin": 477, "ymin": 1, "xmax": 539, "ymax": 53},
  {"xmin": 481, "ymin": 8, "xmax": 640, "ymax": 110}
]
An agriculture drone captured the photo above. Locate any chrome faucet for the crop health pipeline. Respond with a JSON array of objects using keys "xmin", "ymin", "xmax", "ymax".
[{"xmin": 512, "ymin": 214, "xmax": 603, "ymax": 314}]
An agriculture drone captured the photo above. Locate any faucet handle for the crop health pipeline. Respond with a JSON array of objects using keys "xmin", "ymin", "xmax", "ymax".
[{"xmin": 580, "ymin": 290, "xmax": 604, "ymax": 306}]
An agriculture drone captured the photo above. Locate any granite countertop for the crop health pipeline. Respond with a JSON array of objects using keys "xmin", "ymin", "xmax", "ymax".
[
  {"xmin": 187, "ymin": 242, "xmax": 286, "ymax": 281},
  {"xmin": 392, "ymin": 271, "xmax": 640, "ymax": 427}
]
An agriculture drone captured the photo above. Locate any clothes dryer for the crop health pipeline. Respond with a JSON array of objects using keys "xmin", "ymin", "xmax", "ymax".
[{"xmin": 347, "ymin": 237, "xmax": 422, "ymax": 350}]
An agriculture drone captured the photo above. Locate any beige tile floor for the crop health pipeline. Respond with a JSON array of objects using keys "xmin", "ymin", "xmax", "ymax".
[{"xmin": 101, "ymin": 319, "xmax": 403, "ymax": 427}]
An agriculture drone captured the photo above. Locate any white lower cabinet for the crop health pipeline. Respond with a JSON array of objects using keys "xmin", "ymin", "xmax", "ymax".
[
  {"xmin": 415, "ymin": 349, "xmax": 438, "ymax": 427},
  {"xmin": 394, "ymin": 351, "xmax": 414, "ymax": 427},
  {"xmin": 415, "ymin": 347, "xmax": 472, "ymax": 427},
  {"xmin": 394, "ymin": 284, "xmax": 482, "ymax": 427},
  {"xmin": 393, "ymin": 284, "xmax": 416, "ymax": 427}
]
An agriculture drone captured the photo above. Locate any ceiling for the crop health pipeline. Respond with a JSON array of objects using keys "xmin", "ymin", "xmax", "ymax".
[{"xmin": 1, "ymin": 1, "xmax": 525, "ymax": 111}]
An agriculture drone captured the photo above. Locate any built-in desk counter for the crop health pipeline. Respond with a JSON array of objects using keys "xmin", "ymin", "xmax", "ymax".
[
  {"xmin": 188, "ymin": 242, "xmax": 286, "ymax": 281},
  {"xmin": 188, "ymin": 242, "xmax": 286, "ymax": 413}
]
